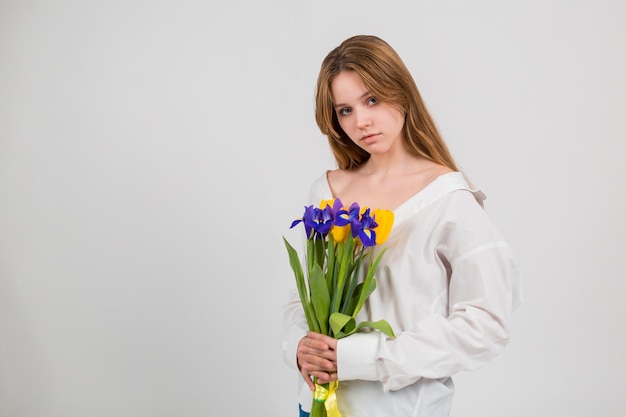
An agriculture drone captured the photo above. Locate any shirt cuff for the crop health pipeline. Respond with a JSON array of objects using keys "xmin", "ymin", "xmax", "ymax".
[
  {"xmin": 282, "ymin": 323, "xmax": 308, "ymax": 371},
  {"xmin": 337, "ymin": 332, "xmax": 381, "ymax": 381}
]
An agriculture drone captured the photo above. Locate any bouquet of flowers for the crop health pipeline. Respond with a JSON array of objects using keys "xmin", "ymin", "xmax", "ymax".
[{"xmin": 284, "ymin": 198, "xmax": 396, "ymax": 417}]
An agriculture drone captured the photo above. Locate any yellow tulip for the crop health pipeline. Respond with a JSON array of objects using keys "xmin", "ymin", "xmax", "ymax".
[
  {"xmin": 371, "ymin": 209, "xmax": 394, "ymax": 245},
  {"xmin": 330, "ymin": 224, "xmax": 350, "ymax": 243},
  {"xmin": 319, "ymin": 198, "xmax": 336, "ymax": 210}
]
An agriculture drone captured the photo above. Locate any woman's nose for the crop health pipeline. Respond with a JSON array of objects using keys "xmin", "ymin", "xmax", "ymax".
[{"xmin": 356, "ymin": 109, "xmax": 371, "ymax": 128}]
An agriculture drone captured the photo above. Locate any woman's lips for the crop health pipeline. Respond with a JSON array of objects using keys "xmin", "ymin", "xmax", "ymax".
[{"xmin": 361, "ymin": 133, "xmax": 379, "ymax": 144}]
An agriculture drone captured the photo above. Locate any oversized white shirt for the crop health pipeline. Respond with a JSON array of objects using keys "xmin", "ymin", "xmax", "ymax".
[{"xmin": 282, "ymin": 171, "xmax": 522, "ymax": 417}]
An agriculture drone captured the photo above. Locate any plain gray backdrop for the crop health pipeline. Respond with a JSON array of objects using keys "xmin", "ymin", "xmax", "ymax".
[{"xmin": 1, "ymin": 1, "xmax": 625, "ymax": 416}]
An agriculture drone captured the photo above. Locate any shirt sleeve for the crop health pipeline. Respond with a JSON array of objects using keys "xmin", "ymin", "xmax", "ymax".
[
  {"xmin": 336, "ymin": 192, "xmax": 522, "ymax": 391},
  {"xmin": 281, "ymin": 287, "xmax": 309, "ymax": 370}
]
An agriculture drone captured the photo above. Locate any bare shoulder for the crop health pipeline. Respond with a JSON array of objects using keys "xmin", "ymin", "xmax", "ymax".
[
  {"xmin": 326, "ymin": 168, "xmax": 355, "ymax": 195},
  {"xmin": 400, "ymin": 159, "xmax": 455, "ymax": 196},
  {"xmin": 423, "ymin": 160, "xmax": 454, "ymax": 179},
  {"xmin": 399, "ymin": 157, "xmax": 454, "ymax": 187},
  {"xmin": 326, "ymin": 168, "xmax": 343, "ymax": 183}
]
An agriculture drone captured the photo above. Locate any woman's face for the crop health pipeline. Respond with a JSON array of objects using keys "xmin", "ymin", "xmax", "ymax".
[{"xmin": 331, "ymin": 71, "xmax": 405, "ymax": 156}]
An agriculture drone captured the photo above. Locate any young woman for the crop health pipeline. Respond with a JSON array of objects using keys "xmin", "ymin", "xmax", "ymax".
[{"xmin": 282, "ymin": 35, "xmax": 522, "ymax": 417}]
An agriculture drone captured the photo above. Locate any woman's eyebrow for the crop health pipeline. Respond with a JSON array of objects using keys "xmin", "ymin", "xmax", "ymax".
[{"xmin": 333, "ymin": 91, "xmax": 371, "ymax": 109}]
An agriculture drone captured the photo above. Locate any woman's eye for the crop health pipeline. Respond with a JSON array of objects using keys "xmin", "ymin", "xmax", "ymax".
[
  {"xmin": 367, "ymin": 97, "xmax": 378, "ymax": 105},
  {"xmin": 339, "ymin": 108, "xmax": 351, "ymax": 116}
]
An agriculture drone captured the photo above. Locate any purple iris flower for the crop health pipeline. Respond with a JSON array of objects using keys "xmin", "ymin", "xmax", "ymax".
[
  {"xmin": 357, "ymin": 208, "xmax": 379, "ymax": 247},
  {"xmin": 323, "ymin": 199, "xmax": 350, "ymax": 228},
  {"xmin": 290, "ymin": 205, "xmax": 321, "ymax": 238},
  {"xmin": 291, "ymin": 203, "xmax": 337, "ymax": 239},
  {"xmin": 290, "ymin": 198, "xmax": 384, "ymax": 242},
  {"xmin": 346, "ymin": 203, "xmax": 363, "ymax": 238}
]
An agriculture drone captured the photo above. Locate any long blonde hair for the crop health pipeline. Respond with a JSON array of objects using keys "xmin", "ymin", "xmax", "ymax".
[{"xmin": 315, "ymin": 35, "xmax": 459, "ymax": 171}]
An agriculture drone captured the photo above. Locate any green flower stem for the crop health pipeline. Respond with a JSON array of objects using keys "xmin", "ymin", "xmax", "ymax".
[
  {"xmin": 332, "ymin": 235, "xmax": 355, "ymax": 314},
  {"xmin": 310, "ymin": 398, "xmax": 327, "ymax": 417},
  {"xmin": 325, "ymin": 234, "xmax": 336, "ymax": 291},
  {"xmin": 310, "ymin": 378, "xmax": 329, "ymax": 417}
]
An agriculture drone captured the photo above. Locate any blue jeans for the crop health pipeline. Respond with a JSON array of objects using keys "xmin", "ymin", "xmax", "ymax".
[{"xmin": 299, "ymin": 403, "xmax": 310, "ymax": 417}]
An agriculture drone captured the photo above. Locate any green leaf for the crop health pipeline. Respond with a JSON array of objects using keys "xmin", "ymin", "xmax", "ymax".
[
  {"xmin": 325, "ymin": 233, "xmax": 336, "ymax": 289},
  {"xmin": 351, "ymin": 277, "xmax": 377, "ymax": 318},
  {"xmin": 330, "ymin": 313, "xmax": 395, "ymax": 339},
  {"xmin": 329, "ymin": 240, "xmax": 342, "ymax": 312},
  {"xmin": 332, "ymin": 235, "xmax": 355, "ymax": 313},
  {"xmin": 313, "ymin": 237, "xmax": 325, "ymax": 269},
  {"xmin": 309, "ymin": 263, "xmax": 330, "ymax": 335},
  {"xmin": 353, "ymin": 320, "xmax": 396, "ymax": 338},
  {"xmin": 343, "ymin": 282, "xmax": 363, "ymax": 316},
  {"xmin": 352, "ymin": 249, "xmax": 386, "ymax": 318},
  {"xmin": 340, "ymin": 256, "xmax": 363, "ymax": 314},
  {"xmin": 283, "ymin": 237, "xmax": 319, "ymax": 333},
  {"xmin": 306, "ymin": 238, "xmax": 314, "ymax": 277},
  {"xmin": 329, "ymin": 312, "xmax": 356, "ymax": 339}
]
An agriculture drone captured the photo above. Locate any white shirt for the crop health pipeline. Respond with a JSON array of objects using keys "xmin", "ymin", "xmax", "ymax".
[{"xmin": 282, "ymin": 171, "xmax": 522, "ymax": 417}]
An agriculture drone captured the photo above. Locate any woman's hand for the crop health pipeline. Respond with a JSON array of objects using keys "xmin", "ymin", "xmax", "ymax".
[{"xmin": 297, "ymin": 331, "xmax": 338, "ymax": 390}]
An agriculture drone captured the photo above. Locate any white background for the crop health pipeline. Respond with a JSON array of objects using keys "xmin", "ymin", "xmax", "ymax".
[{"xmin": 1, "ymin": 1, "xmax": 625, "ymax": 416}]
